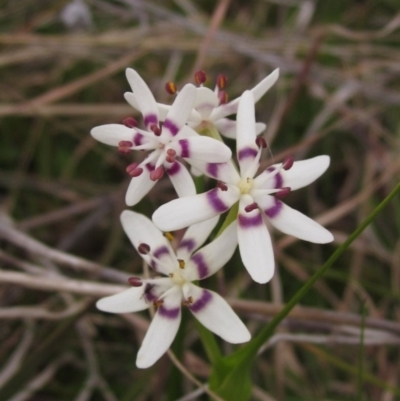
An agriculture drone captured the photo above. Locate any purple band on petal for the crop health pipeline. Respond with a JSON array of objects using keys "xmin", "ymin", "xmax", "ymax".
[
  {"xmin": 189, "ymin": 290, "xmax": 212, "ymax": 313},
  {"xmin": 143, "ymin": 285, "xmax": 157, "ymax": 302},
  {"xmin": 190, "ymin": 253, "xmax": 209, "ymax": 279},
  {"xmin": 238, "ymin": 147, "xmax": 257, "ymax": 161},
  {"xmin": 145, "ymin": 163, "xmax": 155, "ymax": 172},
  {"xmin": 264, "ymin": 198, "xmax": 283, "ymax": 218},
  {"xmin": 133, "ymin": 133, "xmax": 143, "ymax": 146},
  {"xmin": 166, "ymin": 161, "xmax": 180, "ymax": 176},
  {"xmin": 158, "ymin": 305, "xmax": 180, "ymax": 319},
  {"xmin": 178, "ymin": 238, "xmax": 196, "ymax": 253},
  {"xmin": 163, "ymin": 119, "xmax": 180, "ymax": 136},
  {"xmin": 179, "ymin": 139, "xmax": 190, "ymax": 158},
  {"xmin": 207, "ymin": 163, "xmax": 219, "ymax": 178},
  {"xmin": 153, "ymin": 245, "xmax": 170, "ymax": 259},
  {"xmin": 144, "ymin": 114, "xmax": 158, "ymax": 128},
  {"xmin": 265, "ymin": 167, "xmax": 282, "ymax": 188},
  {"xmin": 206, "ymin": 189, "xmax": 229, "ymax": 213},
  {"xmin": 151, "ymin": 245, "xmax": 170, "ymax": 270},
  {"xmin": 275, "ymin": 172, "xmax": 283, "ymax": 189},
  {"xmin": 238, "ymin": 213, "xmax": 263, "ymax": 228}
]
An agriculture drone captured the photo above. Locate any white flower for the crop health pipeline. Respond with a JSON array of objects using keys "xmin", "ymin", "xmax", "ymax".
[
  {"xmin": 96, "ymin": 211, "xmax": 250, "ymax": 369},
  {"xmin": 124, "ymin": 69, "xmax": 279, "ymax": 139},
  {"xmin": 91, "ymin": 69, "xmax": 232, "ymax": 206},
  {"xmin": 153, "ymin": 91, "xmax": 334, "ymax": 284}
]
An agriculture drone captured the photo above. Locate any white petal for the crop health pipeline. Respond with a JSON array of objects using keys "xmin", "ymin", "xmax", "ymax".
[
  {"xmin": 96, "ymin": 287, "xmax": 148, "ymax": 314},
  {"xmin": 201, "ymin": 161, "xmax": 240, "ymax": 184},
  {"xmin": 256, "ymin": 122, "xmax": 266, "ymax": 134},
  {"xmin": 169, "ymin": 136, "xmax": 232, "ymax": 164},
  {"xmin": 153, "ymin": 187, "xmax": 240, "ymax": 232},
  {"xmin": 214, "ymin": 118, "xmax": 237, "ymax": 139},
  {"xmin": 120, "ymin": 210, "xmax": 176, "ymax": 275},
  {"xmin": 124, "ymin": 92, "xmax": 170, "ymax": 121},
  {"xmin": 194, "ymin": 87, "xmax": 219, "ymax": 118},
  {"xmin": 183, "ymin": 283, "xmax": 250, "ymax": 344},
  {"xmin": 251, "ymin": 68, "xmax": 279, "ymax": 103},
  {"xmin": 125, "ymin": 166, "xmax": 157, "ymax": 207},
  {"xmin": 136, "ymin": 287, "xmax": 182, "ymax": 368},
  {"xmin": 176, "ymin": 216, "xmax": 220, "ymax": 261},
  {"xmin": 175, "ymin": 125, "xmax": 199, "ymax": 140},
  {"xmin": 123, "ymin": 92, "xmax": 140, "ymax": 111},
  {"xmin": 214, "ymin": 119, "xmax": 265, "ymax": 140},
  {"xmin": 125, "ymin": 69, "xmax": 159, "ymax": 129},
  {"xmin": 280, "ymin": 155, "xmax": 330, "ymax": 191},
  {"xmin": 165, "ymin": 160, "xmax": 196, "ymax": 198},
  {"xmin": 91, "ymin": 124, "xmax": 134, "ymax": 147},
  {"xmin": 161, "ymin": 84, "xmax": 197, "ymax": 139},
  {"xmin": 237, "ymin": 195, "xmax": 275, "ymax": 284},
  {"xmin": 209, "ymin": 69, "xmax": 279, "ymax": 121},
  {"xmin": 257, "ymin": 196, "xmax": 333, "ymax": 243},
  {"xmin": 185, "ymin": 220, "xmax": 237, "ymax": 280},
  {"xmin": 236, "ymin": 91, "xmax": 259, "ymax": 177}
]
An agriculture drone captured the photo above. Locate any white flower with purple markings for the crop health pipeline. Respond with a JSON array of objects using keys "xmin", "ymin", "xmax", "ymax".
[
  {"xmin": 153, "ymin": 91, "xmax": 334, "ymax": 284},
  {"xmin": 91, "ymin": 69, "xmax": 232, "ymax": 206},
  {"xmin": 96, "ymin": 211, "xmax": 250, "ymax": 368},
  {"xmin": 124, "ymin": 69, "xmax": 279, "ymax": 139}
]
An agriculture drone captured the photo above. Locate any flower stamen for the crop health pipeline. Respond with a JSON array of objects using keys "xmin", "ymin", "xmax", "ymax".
[
  {"xmin": 150, "ymin": 123, "xmax": 161, "ymax": 136},
  {"xmin": 126, "ymin": 163, "xmax": 143, "ymax": 177},
  {"xmin": 216, "ymin": 73, "xmax": 227, "ymax": 90},
  {"xmin": 163, "ymin": 232, "xmax": 174, "ymax": 241},
  {"xmin": 244, "ymin": 202, "xmax": 258, "ymax": 213},
  {"xmin": 195, "ymin": 70, "xmax": 207, "ymax": 85},
  {"xmin": 138, "ymin": 243, "xmax": 151, "ymax": 254},
  {"xmin": 255, "ymin": 136, "xmax": 267, "ymax": 149},
  {"xmin": 282, "ymin": 155, "xmax": 294, "ymax": 170},
  {"xmin": 150, "ymin": 166, "xmax": 165, "ymax": 181},
  {"xmin": 165, "ymin": 81, "xmax": 177, "ymax": 95},
  {"xmin": 217, "ymin": 181, "xmax": 228, "ymax": 191},
  {"xmin": 128, "ymin": 277, "xmax": 143, "ymax": 287},
  {"xmin": 178, "ymin": 259, "xmax": 185, "ymax": 269},
  {"xmin": 182, "ymin": 296, "xmax": 194, "ymax": 307},
  {"xmin": 122, "ymin": 117, "xmax": 138, "ymax": 128},
  {"xmin": 118, "ymin": 141, "xmax": 133, "ymax": 154},
  {"xmin": 165, "ymin": 148, "xmax": 176, "ymax": 163},
  {"xmin": 275, "ymin": 187, "xmax": 291, "ymax": 198}
]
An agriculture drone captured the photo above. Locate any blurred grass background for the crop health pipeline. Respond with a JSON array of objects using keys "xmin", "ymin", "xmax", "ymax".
[{"xmin": 0, "ymin": 0, "xmax": 399, "ymax": 400}]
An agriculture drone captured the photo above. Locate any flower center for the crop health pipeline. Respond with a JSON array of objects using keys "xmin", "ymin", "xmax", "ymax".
[
  {"xmin": 170, "ymin": 269, "xmax": 186, "ymax": 286},
  {"xmin": 238, "ymin": 177, "xmax": 254, "ymax": 194}
]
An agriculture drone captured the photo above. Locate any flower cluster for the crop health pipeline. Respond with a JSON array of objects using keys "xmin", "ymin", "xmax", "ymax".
[{"xmin": 91, "ymin": 68, "xmax": 333, "ymax": 367}]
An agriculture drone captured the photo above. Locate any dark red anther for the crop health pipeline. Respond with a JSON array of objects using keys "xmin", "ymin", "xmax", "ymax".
[
  {"xmin": 195, "ymin": 70, "xmax": 207, "ymax": 85},
  {"xmin": 244, "ymin": 202, "xmax": 258, "ymax": 213},
  {"xmin": 150, "ymin": 123, "xmax": 161, "ymax": 136},
  {"xmin": 138, "ymin": 243, "xmax": 151, "ymax": 254},
  {"xmin": 275, "ymin": 187, "xmax": 291, "ymax": 198},
  {"xmin": 165, "ymin": 148, "xmax": 176, "ymax": 163},
  {"xmin": 128, "ymin": 277, "xmax": 143, "ymax": 287},
  {"xmin": 126, "ymin": 163, "xmax": 143, "ymax": 177},
  {"xmin": 218, "ymin": 90, "xmax": 228, "ymax": 105},
  {"xmin": 255, "ymin": 136, "xmax": 267, "ymax": 149},
  {"xmin": 165, "ymin": 81, "xmax": 177, "ymax": 95},
  {"xmin": 282, "ymin": 155, "xmax": 294, "ymax": 170},
  {"xmin": 216, "ymin": 73, "xmax": 227, "ymax": 90},
  {"xmin": 150, "ymin": 166, "xmax": 164, "ymax": 181},
  {"xmin": 118, "ymin": 140, "xmax": 133, "ymax": 154},
  {"xmin": 122, "ymin": 117, "xmax": 138, "ymax": 128},
  {"xmin": 217, "ymin": 181, "xmax": 228, "ymax": 191}
]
